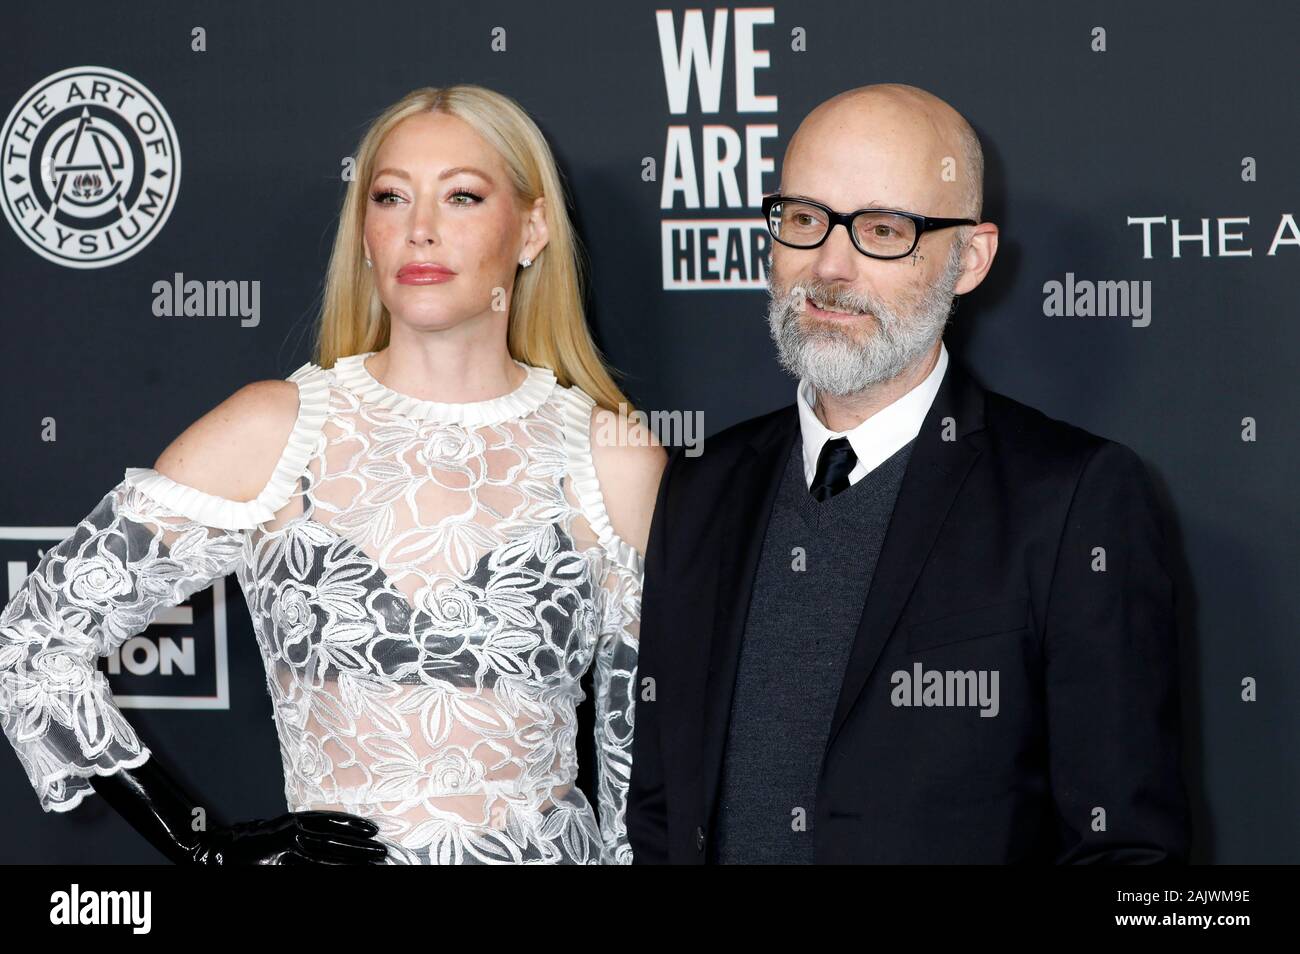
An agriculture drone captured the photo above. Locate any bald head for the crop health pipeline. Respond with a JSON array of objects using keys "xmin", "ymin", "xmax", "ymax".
[
  {"xmin": 784, "ymin": 83, "xmax": 983, "ymax": 221},
  {"xmin": 766, "ymin": 85, "xmax": 999, "ymax": 405}
]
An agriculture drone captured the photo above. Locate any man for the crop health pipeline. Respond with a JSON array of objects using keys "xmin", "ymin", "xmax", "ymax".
[{"xmin": 626, "ymin": 83, "xmax": 1190, "ymax": 864}]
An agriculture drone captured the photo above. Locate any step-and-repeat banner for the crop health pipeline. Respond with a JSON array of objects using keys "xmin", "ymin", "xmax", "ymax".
[{"xmin": 0, "ymin": 0, "xmax": 1295, "ymax": 864}]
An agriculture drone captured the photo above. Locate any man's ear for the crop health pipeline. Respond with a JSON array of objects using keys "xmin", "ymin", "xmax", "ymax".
[{"xmin": 953, "ymin": 222, "xmax": 999, "ymax": 296}]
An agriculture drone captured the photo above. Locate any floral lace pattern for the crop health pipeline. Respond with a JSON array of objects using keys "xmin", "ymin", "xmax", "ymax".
[{"xmin": 0, "ymin": 355, "xmax": 641, "ymax": 864}]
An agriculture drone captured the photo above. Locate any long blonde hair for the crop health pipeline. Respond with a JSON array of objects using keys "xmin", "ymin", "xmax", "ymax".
[{"xmin": 312, "ymin": 84, "xmax": 629, "ymax": 411}]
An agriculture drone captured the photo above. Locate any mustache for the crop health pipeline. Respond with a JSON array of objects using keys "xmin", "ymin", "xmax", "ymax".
[
  {"xmin": 767, "ymin": 235, "xmax": 966, "ymax": 321},
  {"xmin": 771, "ymin": 279, "xmax": 893, "ymax": 331}
]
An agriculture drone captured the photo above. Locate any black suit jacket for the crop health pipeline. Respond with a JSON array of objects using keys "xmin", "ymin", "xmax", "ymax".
[{"xmin": 626, "ymin": 357, "xmax": 1191, "ymax": 863}]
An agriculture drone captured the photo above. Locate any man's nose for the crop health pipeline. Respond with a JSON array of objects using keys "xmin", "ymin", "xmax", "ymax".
[{"xmin": 809, "ymin": 222, "xmax": 861, "ymax": 286}]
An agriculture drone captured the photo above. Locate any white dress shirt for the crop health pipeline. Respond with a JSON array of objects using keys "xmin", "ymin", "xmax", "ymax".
[{"xmin": 796, "ymin": 341, "xmax": 949, "ymax": 489}]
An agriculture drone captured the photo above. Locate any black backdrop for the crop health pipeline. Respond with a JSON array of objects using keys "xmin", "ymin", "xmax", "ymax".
[{"xmin": 1, "ymin": 0, "xmax": 1295, "ymax": 864}]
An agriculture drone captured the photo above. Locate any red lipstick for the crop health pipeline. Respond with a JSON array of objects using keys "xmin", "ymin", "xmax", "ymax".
[{"xmin": 396, "ymin": 262, "xmax": 457, "ymax": 285}]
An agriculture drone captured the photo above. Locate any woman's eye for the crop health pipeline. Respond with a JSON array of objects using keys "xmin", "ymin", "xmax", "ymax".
[{"xmin": 368, "ymin": 188, "xmax": 483, "ymax": 206}]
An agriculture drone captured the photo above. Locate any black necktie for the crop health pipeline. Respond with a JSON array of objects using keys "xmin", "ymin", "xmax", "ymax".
[{"xmin": 810, "ymin": 437, "xmax": 857, "ymax": 501}]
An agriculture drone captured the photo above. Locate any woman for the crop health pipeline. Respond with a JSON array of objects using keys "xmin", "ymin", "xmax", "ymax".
[{"xmin": 0, "ymin": 85, "xmax": 665, "ymax": 864}]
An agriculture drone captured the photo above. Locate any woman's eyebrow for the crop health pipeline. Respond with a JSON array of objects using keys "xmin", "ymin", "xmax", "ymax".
[
  {"xmin": 438, "ymin": 165, "xmax": 493, "ymax": 182},
  {"xmin": 371, "ymin": 165, "xmax": 495, "ymax": 183}
]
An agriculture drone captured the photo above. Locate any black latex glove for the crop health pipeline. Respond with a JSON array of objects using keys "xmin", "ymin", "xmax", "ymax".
[{"xmin": 88, "ymin": 752, "xmax": 388, "ymax": 865}]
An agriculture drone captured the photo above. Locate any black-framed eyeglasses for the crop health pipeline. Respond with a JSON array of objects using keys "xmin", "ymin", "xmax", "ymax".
[{"xmin": 762, "ymin": 194, "xmax": 977, "ymax": 260}]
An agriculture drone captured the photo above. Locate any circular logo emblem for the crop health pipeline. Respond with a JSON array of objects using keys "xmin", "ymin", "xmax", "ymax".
[{"xmin": 0, "ymin": 66, "xmax": 181, "ymax": 269}]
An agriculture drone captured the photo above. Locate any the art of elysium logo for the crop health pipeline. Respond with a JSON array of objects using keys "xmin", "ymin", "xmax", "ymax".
[{"xmin": 1, "ymin": 66, "xmax": 180, "ymax": 268}]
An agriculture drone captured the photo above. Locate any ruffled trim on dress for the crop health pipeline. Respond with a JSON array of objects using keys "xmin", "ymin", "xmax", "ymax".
[
  {"xmin": 42, "ymin": 748, "xmax": 154, "ymax": 814},
  {"xmin": 332, "ymin": 351, "xmax": 557, "ymax": 426},
  {"xmin": 557, "ymin": 385, "xmax": 646, "ymax": 579},
  {"xmin": 120, "ymin": 361, "xmax": 331, "ymax": 530}
]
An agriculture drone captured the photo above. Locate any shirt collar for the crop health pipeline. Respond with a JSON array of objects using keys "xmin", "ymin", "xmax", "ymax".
[{"xmin": 796, "ymin": 341, "xmax": 949, "ymax": 488}]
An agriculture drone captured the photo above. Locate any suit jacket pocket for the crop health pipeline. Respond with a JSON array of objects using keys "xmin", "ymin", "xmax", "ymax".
[{"xmin": 906, "ymin": 597, "xmax": 1031, "ymax": 653}]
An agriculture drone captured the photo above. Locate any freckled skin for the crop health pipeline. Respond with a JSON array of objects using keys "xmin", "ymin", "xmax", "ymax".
[{"xmin": 362, "ymin": 111, "xmax": 542, "ymax": 336}]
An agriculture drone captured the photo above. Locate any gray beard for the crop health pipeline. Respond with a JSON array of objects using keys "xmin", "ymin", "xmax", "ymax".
[{"xmin": 765, "ymin": 238, "xmax": 965, "ymax": 397}]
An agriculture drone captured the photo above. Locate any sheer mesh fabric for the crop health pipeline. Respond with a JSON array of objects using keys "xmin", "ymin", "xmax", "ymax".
[
  {"xmin": 0, "ymin": 484, "xmax": 245, "ymax": 807},
  {"xmin": 0, "ymin": 358, "xmax": 641, "ymax": 864}
]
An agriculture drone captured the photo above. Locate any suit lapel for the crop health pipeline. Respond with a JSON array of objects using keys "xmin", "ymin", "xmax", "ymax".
[
  {"xmin": 823, "ymin": 358, "xmax": 988, "ymax": 753},
  {"xmin": 699, "ymin": 408, "xmax": 799, "ymax": 824}
]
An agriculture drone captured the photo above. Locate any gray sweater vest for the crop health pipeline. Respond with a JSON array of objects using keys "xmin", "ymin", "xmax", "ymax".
[{"xmin": 713, "ymin": 432, "xmax": 915, "ymax": 863}]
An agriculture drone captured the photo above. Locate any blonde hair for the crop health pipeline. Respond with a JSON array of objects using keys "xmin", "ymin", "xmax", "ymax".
[{"xmin": 312, "ymin": 84, "xmax": 629, "ymax": 411}]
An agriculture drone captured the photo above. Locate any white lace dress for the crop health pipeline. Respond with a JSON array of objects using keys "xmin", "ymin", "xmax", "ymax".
[{"xmin": 0, "ymin": 353, "xmax": 642, "ymax": 864}]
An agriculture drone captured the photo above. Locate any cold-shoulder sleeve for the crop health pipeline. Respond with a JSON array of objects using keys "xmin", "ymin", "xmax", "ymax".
[
  {"xmin": 0, "ymin": 362, "xmax": 329, "ymax": 813},
  {"xmin": 560, "ymin": 387, "xmax": 644, "ymax": 865}
]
